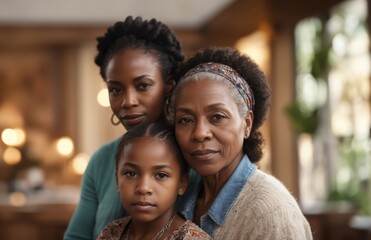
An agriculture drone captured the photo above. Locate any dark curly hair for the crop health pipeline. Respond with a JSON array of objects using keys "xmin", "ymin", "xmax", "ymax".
[
  {"xmin": 95, "ymin": 16, "xmax": 184, "ymax": 81},
  {"xmin": 173, "ymin": 47, "xmax": 271, "ymax": 163}
]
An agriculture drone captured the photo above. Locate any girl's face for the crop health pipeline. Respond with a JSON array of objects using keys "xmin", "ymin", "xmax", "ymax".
[
  {"xmin": 174, "ymin": 79, "xmax": 252, "ymax": 176},
  {"xmin": 106, "ymin": 49, "xmax": 171, "ymax": 130},
  {"xmin": 116, "ymin": 138, "xmax": 187, "ymax": 223}
]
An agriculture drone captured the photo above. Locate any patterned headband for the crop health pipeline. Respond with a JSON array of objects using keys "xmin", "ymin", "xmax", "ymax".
[{"xmin": 181, "ymin": 62, "xmax": 255, "ymax": 110}]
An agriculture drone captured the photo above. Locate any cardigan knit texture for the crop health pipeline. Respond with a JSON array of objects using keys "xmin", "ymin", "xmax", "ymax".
[{"xmin": 213, "ymin": 169, "xmax": 313, "ymax": 240}]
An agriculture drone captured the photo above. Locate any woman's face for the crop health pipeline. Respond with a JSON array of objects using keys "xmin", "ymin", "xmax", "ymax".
[
  {"xmin": 174, "ymin": 79, "xmax": 251, "ymax": 176},
  {"xmin": 116, "ymin": 138, "xmax": 187, "ymax": 223},
  {"xmin": 105, "ymin": 49, "xmax": 170, "ymax": 130}
]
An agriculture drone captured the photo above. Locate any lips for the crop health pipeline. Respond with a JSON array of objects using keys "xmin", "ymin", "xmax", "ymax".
[
  {"xmin": 132, "ymin": 201, "xmax": 156, "ymax": 211},
  {"xmin": 120, "ymin": 114, "xmax": 145, "ymax": 126},
  {"xmin": 191, "ymin": 149, "xmax": 218, "ymax": 161}
]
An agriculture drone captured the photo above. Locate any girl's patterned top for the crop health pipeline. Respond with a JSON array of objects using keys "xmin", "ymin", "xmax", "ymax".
[{"xmin": 96, "ymin": 216, "xmax": 212, "ymax": 240}]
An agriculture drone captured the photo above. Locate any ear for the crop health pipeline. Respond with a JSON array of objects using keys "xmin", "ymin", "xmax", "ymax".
[
  {"xmin": 244, "ymin": 111, "xmax": 254, "ymax": 139},
  {"xmin": 177, "ymin": 173, "xmax": 189, "ymax": 196},
  {"xmin": 165, "ymin": 78, "xmax": 175, "ymax": 97}
]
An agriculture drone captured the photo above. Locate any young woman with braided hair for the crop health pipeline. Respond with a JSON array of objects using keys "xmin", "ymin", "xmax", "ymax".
[{"xmin": 64, "ymin": 16, "xmax": 184, "ymax": 240}]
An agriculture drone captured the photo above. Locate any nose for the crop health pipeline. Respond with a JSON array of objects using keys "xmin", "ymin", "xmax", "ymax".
[
  {"xmin": 135, "ymin": 176, "xmax": 152, "ymax": 195},
  {"xmin": 121, "ymin": 89, "xmax": 138, "ymax": 108},
  {"xmin": 192, "ymin": 119, "xmax": 212, "ymax": 142}
]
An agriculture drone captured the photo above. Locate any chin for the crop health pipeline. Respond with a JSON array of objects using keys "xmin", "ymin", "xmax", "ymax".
[
  {"xmin": 192, "ymin": 166, "xmax": 219, "ymax": 177},
  {"xmin": 129, "ymin": 213, "xmax": 156, "ymax": 223}
]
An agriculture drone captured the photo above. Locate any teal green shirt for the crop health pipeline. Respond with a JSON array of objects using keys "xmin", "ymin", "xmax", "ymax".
[{"xmin": 64, "ymin": 137, "xmax": 125, "ymax": 240}]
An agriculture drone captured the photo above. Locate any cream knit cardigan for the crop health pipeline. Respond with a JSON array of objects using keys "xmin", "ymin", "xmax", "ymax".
[{"xmin": 213, "ymin": 170, "xmax": 313, "ymax": 240}]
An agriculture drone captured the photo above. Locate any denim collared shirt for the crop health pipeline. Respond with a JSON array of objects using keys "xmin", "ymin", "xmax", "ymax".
[{"xmin": 178, "ymin": 155, "xmax": 257, "ymax": 237}]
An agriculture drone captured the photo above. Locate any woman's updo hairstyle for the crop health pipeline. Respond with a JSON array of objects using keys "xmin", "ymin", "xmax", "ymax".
[{"xmin": 95, "ymin": 16, "xmax": 184, "ymax": 81}]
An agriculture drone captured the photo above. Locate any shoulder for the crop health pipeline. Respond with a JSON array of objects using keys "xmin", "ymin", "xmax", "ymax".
[
  {"xmin": 242, "ymin": 169, "xmax": 300, "ymax": 209},
  {"xmin": 85, "ymin": 137, "xmax": 122, "ymax": 171},
  {"xmin": 81, "ymin": 136, "xmax": 122, "ymax": 195},
  {"xmin": 91, "ymin": 137, "xmax": 122, "ymax": 160},
  {"xmin": 168, "ymin": 220, "xmax": 211, "ymax": 240},
  {"xmin": 96, "ymin": 217, "xmax": 130, "ymax": 240},
  {"xmin": 213, "ymin": 170, "xmax": 313, "ymax": 239},
  {"xmin": 183, "ymin": 220, "xmax": 211, "ymax": 238},
  {"xmin": 231, "ymin": 169, "xmax": 307, "ymax": 221},
  {"xmin": 241, "ymin": 169, "xmax": 309, "ymax": 222}
]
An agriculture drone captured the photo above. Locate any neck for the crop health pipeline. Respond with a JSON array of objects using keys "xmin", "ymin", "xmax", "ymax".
[
  {"xmin": 129, "ymin": 210, "xmax": 175, "ymax": 240},
  {"xmin": 199, "ymin": 153, "xmax": 243, "ymax": 207}
]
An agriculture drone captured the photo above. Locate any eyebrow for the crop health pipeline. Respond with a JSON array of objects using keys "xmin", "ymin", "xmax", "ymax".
[
  {"xmin": 175, "ymin": 107, "xmax": 192, "ymax": 114},
  {"xmin": 176, "ymin": 103, "xmax": 229, "ymax": 113},
  {"xmin": 120, "ymin": 161, "xmax": 174, "ymax": 170},
  {"xmin": 121, "ymin": 162, "xmax": 137, "ymax": 167},
  {"xmin": 152, "ymin": 164, "xmax": 173, "ymax": 171},
  {"xmin": 107, "ymin": 75, "xmax": 154, "ymax": 84},
  {"xmin": 106, "ymin": 80, "xmax": 121, "ymax": 85}
]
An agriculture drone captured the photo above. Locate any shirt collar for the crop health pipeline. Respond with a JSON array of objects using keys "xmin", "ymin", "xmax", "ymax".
[
  {"xmin": 208, "ymin": 155, "xmax": 256, "ymax": 224},
  {"xmin": 179, "ymin": 155, "xmax": 257, "ymax": 225}
]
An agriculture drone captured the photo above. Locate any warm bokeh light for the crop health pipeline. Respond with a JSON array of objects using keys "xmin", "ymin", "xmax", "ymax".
[
  {"xmin": 9, "ymin": 192, "xmax": 27, "ymax": 207},
  {"xmin": 1, "ymin": 128, "xmax": 17, "ymax": 145},
  {"xmin": 97, "ymin": 88, "xmax": 110, "ymax": 107},
  {"xmin": 3, "ymin": 147, "xmax": 21, "ymax": 165},
  {"xmin": 1, "ymin": 128, "xmax": 26, "ymax": 146},
  {"xmin": 72, "ymin": 153, "xmax": 90, "ymax": 175},
  {"xmin": 14, "ymin": 128, "xmax": 26, "ymax": 146},
  {"xmin": 56, "ymin": 137, "xmax": 74, "ymax": 157}
]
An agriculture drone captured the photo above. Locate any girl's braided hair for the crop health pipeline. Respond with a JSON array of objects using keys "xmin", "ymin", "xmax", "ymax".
[
  {"xmin": 115, "ymin": 122, "xmax": 189, "ymax": 174},
  {"xmin": 95, "ymin": 16, "xmax": 184, "ymax": 81}
]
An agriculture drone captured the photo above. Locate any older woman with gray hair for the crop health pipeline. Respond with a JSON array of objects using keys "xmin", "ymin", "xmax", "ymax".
[{"xmin": 170, "ymin": 47, "xmax": 313, "ymax": 239}]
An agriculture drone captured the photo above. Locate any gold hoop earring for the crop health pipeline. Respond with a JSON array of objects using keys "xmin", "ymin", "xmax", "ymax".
[
  {"xmin": 166, "ymin": 96, "xmax": 170, "ymax": 105},
  {"xmin": 111, "ymin": 113, "xmax": 120, "ymax": 126}
]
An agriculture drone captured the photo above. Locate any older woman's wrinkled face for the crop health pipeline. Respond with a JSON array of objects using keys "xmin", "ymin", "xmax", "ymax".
[{"xmin": 174, "ymin": 79, "xmax": 251, "ymax": 176}]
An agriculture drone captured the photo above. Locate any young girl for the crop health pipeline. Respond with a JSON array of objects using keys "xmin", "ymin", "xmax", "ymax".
[{"xmin": 97, "ymin": 123, "xmax": 211, "ymax": 240}]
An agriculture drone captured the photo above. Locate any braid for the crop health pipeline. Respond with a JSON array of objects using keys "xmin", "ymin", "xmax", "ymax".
[
  {"xmin": 115, "ymin": 123, "xmax": 188, "ymax": 174},
  {"xmin": 95, "ymin": 16, "xmax": 184, "ymax": 80}
]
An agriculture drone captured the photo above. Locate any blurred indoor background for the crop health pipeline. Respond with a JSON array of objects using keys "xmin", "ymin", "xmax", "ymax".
[{"xmin": 0, "ymin": 0, "xmax": 370, "ymax": 239}]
